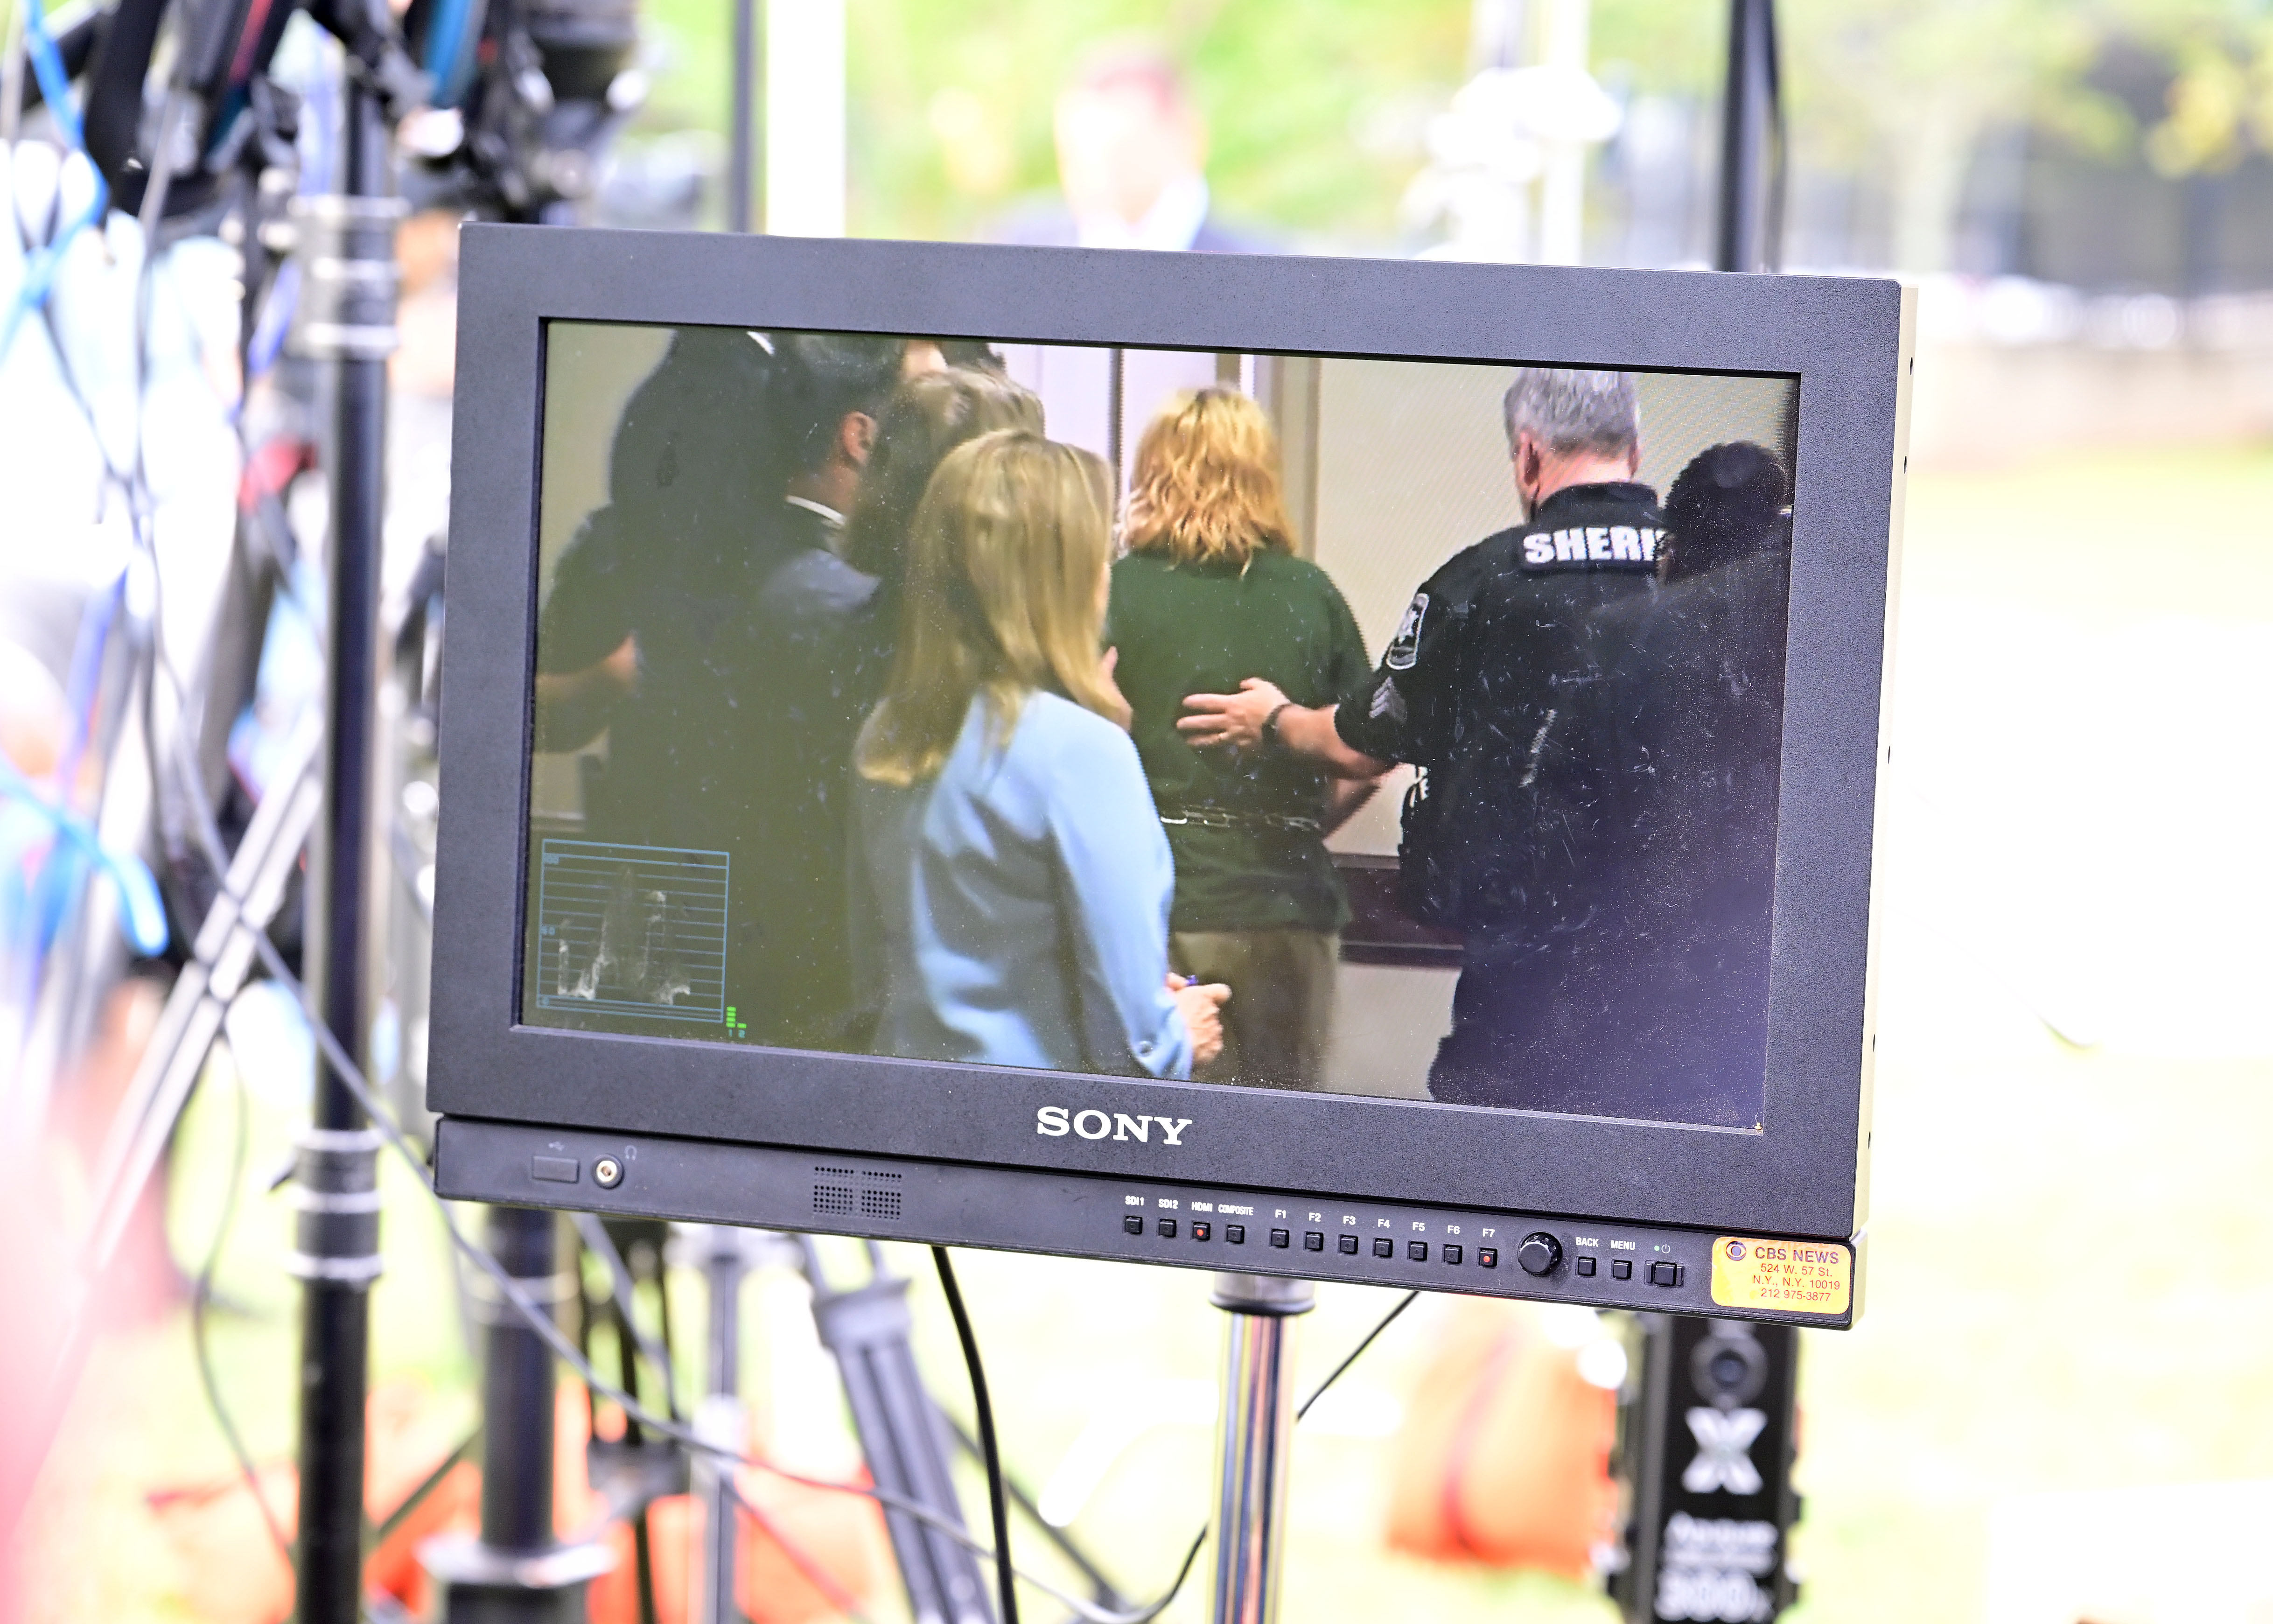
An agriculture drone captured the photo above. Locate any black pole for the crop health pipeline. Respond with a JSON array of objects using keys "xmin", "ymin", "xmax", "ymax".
[
  {"xmin": 287, "ymin": 74, "xmax": 395, "ymax": 1624},
  {"xmin": 479, "ymin": 1209, "xmax": 560, "ymax": 1553},
  {"xmin": 425, "ymin": 1206, "xmax": 613, "ymax": 1621},
  {"xmin": 729, "ymin": 0, "xmax": 758, "ymax": 230},
  {"xmin": 1714, "ymin": 0, "xmax": 1783, "ymax": 273}
]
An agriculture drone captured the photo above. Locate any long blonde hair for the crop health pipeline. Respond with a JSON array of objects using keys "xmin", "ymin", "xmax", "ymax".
[
  {"xmin": 856, "ymin": 432, "xmax": 1126, "ymax": 787},
  {"xmin": 842, "ymin": 368, "xmax": 1044, "ymax": 584},
  {"xmin": 1122, "ymin": 386, "xmax": 1294, "ymax": 567}
]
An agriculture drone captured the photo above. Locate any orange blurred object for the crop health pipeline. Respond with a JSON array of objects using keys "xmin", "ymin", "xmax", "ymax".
[
  {"xmin": 145, "ymin": 1375, "xmax": 890, "ymax": 1624},
  {"xmin": 587, "ymin": 1465, "xmax": 891, "ymax": 1624},
  {"xmin": 1385, "ymin": 1299, "xmax": 1618, "ymax": 1580},
  {"xmin": 145, "ymin": 1376, "xmax": 500, "ymax": 1624}
]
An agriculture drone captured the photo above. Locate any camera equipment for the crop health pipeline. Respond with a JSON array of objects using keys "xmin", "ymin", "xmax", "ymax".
[
  {"xmin": 1611, "ymin": 1315, "xmax": 1802, "ymax": 1621},
  {"xmin": 396, "ymin": 0, "xmax": 646, "ymax": 221}
]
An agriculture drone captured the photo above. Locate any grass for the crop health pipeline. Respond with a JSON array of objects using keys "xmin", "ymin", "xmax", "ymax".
[{"xmin": 19, "ymin": 440, "xmax": 2273, "ymax": 1623}]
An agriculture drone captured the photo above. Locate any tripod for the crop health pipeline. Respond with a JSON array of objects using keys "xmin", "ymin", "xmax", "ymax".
[{"xmin": 559, "ymin": 1222, "xmax": 1127, "ymax": 1624}]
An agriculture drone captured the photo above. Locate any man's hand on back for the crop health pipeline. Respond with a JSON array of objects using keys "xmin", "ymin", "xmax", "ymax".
[
  {"xmin": 1177, "ymin": 677, "xmax": 1287, "ymax": 751},
  {"xmin": 1180, "ymin": 679, "xmax": 1392, "ymax": 781}
]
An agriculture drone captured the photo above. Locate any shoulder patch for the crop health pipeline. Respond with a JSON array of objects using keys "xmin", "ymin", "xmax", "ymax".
[{"xmin": 1385, "ymin": 591, "xmax": 1429, "ymax": 670}]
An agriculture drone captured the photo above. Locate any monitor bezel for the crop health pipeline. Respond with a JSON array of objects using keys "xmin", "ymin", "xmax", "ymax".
[{"xmin": 431, "ymin": 224, "xmax": 1908, "ymax": 1243}]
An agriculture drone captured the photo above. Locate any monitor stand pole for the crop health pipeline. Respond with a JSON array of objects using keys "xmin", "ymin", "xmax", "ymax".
[
  {"xmin": 677, "ymin": 1223, "xmax": 778, "ymax": 1624},
  {"xmin": 1207, "ymin": 1274, "xmax": 1315, "ymax": 1624},
  {"xmin": 426, "ymin": 1206, "xmax": 614, "ymax": 1622}
]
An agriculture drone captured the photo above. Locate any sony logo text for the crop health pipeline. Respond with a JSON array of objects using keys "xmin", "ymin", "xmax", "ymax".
[{"xmin": 1036, "ymin": 1107, "xmax": 1193, "ymax": 1146}]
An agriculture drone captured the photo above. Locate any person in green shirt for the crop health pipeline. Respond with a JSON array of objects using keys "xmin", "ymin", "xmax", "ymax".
[{"xmin": 1108, "ymin": 387, "xmax": 1380, "ymax": 1089}]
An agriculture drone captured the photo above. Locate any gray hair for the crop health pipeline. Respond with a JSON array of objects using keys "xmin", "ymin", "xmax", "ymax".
[{"xmin": 1501, "ymin": 368, "xmax": 1639, "ymax": 456}]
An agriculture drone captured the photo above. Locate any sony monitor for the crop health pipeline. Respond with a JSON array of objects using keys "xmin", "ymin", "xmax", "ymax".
[{"xmin": 428, "ymin": 227, "xmax": 1911, "ymax": 1327}]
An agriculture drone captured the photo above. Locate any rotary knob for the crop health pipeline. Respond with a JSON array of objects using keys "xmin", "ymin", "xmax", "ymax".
[{"xmin": 1516, "ymin": 1232, "xmax": 1563, "ymax": 1276}]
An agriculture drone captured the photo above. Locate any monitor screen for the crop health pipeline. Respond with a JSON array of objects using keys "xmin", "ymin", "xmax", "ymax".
[{"xmin": 521, "ymin": 321, "xmax": 1798, "ymax": 1134}]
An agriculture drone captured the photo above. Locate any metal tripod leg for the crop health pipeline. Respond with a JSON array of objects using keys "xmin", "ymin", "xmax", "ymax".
[
  {"xmin": 800, "ymin": 1239, "xmax": 993, "ymax": 1624},
  {"xmin": 1208, "ymin": 1273, "xmax": 1315, "ymax": 1624}
]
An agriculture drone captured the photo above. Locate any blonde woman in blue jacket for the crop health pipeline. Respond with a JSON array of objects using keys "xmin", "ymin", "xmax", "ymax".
[{"xmin": 851, "ymin": 431, "xmax": 1228, "ymax": 1077}]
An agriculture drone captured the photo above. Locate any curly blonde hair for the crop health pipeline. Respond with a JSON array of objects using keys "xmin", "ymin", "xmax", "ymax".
[{"xmin": 1122, "ymin": 387, "xmax": 1293, "ymax": 568}]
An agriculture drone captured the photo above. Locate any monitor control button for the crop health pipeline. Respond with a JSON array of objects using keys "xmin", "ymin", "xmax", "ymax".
[
  {"xmin": 1304, "ymin": 1232, "xmax": 1325, "ymax": 1251},
  {"xmin": 1516, "ymin": 1233, "xmax": 1563, "ymax": 1276},
  {"xmin": 1575, "ymin": 1255, "xmax": 1597, "ymax": 1276},
  {"xmin": 1270, "ymin": 1229, "xmax": 1290, "ymax": 1248},
  {"xmin": 1192, "ymin": 1222, "xmax": 1211, "ymax": 1241},
  {"xmin": 1372, "ymin": 1237, "xmax": 1393, "ymax": 1258},
  {"xmin": 1158, "ymin": 1218, "xmax": 1177, "ymax": 1239},
  {"xmin": 1477, "ymin": 1247, "xmax": 1498, "ymax": 1268},
  {"xmin": 1338, "ymin": 1233, "xmax": 1359, "ymax": 1254},
  {"xmin": 1612, "ymin": 1258, "xmax": 1632, "ymax": 1280},
  {"xmin": 1649, "ymin": 1260, "xmax": 1683, "ymax": 1287},
  {"xmin": 1226, "ymin": 1224, "xmax": 1245, "ymax": 1244},
  {"xmin": 1443, "ymin": 1245, "xmax": 1463, "ymax": 1265},
  {"xmin": 1124, "ymin": 1215, "xmax": 1144, "ymax": 1235},
  {"xmin": 1408, "ymin": 1241, "xmax": 1428, "ymax": 1262}
]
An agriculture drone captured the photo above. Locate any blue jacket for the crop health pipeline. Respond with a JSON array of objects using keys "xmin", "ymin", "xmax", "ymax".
[{"xmin": 852, "ymin": 690, "xmax": 1193, "ymax": 1078}]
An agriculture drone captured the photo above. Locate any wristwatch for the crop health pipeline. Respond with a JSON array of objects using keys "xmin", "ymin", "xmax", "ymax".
[{"xmin": 1262, "ymin": 701, "xmax": 1293, "ymax": 752}]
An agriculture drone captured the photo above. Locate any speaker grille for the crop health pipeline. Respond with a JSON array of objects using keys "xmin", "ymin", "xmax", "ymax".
[
  {"xmin": 859, "ymin": 1189, "xmax": 902, "ymax": 1220},
  {"xmin": 812, "ymin": 1184, "xmax": 856, "ymax": 1216}
]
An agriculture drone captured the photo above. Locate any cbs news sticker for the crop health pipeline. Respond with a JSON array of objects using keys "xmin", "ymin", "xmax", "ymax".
[{"xmin": 1709, "ymin": 1237, "xmax": 1852, "ymax": 1316}]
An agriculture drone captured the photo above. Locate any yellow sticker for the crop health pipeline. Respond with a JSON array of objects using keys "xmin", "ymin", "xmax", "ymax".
[{"xmin": 1709, "ymin": 1237, "xmax": 1852, "ymax": 1316}]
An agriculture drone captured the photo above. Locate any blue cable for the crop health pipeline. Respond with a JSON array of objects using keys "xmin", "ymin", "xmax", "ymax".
[
  {"xmin": 0, "ymin": 755, "xmax": 170, "ymax": 959},
  {"xmin": 421, "ymin": 0, "xmax": 481, "ymax": 110},
  {"xmin": 0, "ymin": 571, "xmax": 167, "ymax": 984},
  {"xmin": 0, "ymin": 0, "xmax": 112, "ymax": 364}
]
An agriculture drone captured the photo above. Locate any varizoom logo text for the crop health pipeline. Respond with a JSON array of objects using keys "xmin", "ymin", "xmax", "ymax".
[{"xmin": 1036, "ymin": 1107, "xmax": 1193, "ymax": 1146}]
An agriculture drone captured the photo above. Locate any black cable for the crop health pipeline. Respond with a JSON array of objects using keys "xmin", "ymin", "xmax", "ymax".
[
  {"xmin": 932, "ymin": 1246, "xmax": 1017, "ymax": 1624},
  {"xmin": 1297, "ymin": 1290, "xmax": 1419, "ymax": 1421},
  {"xmin": 942, "ymin": 1414, "xmax": 1126, "ymax": 1608},
  {"xmin": 369, "ymin": 1428, "xmax": 477, "ymax": 1546},
  {"xmin": 189, "ymin": 1055, "xmax": 294, "ymax": 1561}
]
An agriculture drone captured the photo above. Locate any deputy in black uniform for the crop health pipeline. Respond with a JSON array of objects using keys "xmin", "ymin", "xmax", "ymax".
[
  {"xmin": 1573, "ymin": 440, "xmax": 1790, "ymax": 1126},
  {"xmin": 1178, "ymin": 367, "xmax": 1679, "ymax": 1115},
  {"xmin": 535, "ymin": 328, "xmax": 910, "ymax": 1047}
]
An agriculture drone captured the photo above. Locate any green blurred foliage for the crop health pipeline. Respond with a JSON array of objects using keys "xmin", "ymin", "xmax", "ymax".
[
  {"xmin": 843, "ymin": 0, "xmax": 1475, "ymax": 245},
  {"xmin": 600, "ymin": 0, "xmax": 2273, "ymax": 258},
  {"xmin": 626, "ymin": 0, "xmax": 1476, "ymax": 244}
]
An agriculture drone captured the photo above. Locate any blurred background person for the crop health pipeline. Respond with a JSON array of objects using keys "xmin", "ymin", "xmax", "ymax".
[
  {"xmin": 995, "ymin": 43, "xmax": 1266, "ymax": 252},
  {"xmin": 852, "ymin": 431, "xmax": 1227, "ymax": 1078},
  {"xmin": 1110, "ymin": 388, "xmax": 1376, "ymax": 1089}
]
